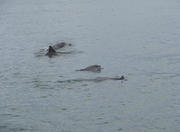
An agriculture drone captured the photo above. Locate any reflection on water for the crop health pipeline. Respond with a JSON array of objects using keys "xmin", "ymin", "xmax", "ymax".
[{"xmin": 0, "ymin": 0, "xmax": 180, "ymax": 132}]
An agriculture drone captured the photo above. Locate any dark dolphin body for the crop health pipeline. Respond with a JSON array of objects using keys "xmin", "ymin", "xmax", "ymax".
[
  {"xmin": 95, "ymin": 76, "xmax": 125, "ymax": 81},
  {"xmin": 45, "ymin": 46, "xmax": 57, "ymax": 57},
  {"xmin": 58, "ymin": 76, "xmax": 126, "ymax": 83},
  {"xmin": 45, "ymin": 42, "xmax": 72, "ymax": 57},
  {"xmin": 52, "ymin": 42, "xmax": 72, "ymax": 50},
  {"xmin": 76, "ymin": 65, "xmax": 102, "ymax": 72},
  {"xmin": 89, "ymin": 76, "xmax": 125, "ymax": 82}
]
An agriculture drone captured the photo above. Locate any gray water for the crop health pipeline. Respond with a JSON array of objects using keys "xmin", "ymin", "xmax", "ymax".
[{"xmin": 0, "ymin": 0, "xmax": 180, "ymax": 131}]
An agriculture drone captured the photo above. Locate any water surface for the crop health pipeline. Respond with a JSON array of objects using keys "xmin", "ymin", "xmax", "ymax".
[{"xmin": 0, "ymin": 0, "xmax": 180, "ymax": 131}]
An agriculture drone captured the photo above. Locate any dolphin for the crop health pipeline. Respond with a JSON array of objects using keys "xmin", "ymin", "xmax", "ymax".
[
  {"xmin": 58, "ymin": 76, "xmax": 126, "ymax": 83},
  {"xmin": 93, "ymin": 76, "xmax": 125, "ymax": 81},
  {"xmin": 76, "ymin": 65, "xmax": 102, "ymax": 72},
  {"xmin": 52, "ymin": 42, "xmax": 72, "ymax": 50},
  {"xmin": 45, "ymin": 42, "xmax": 72, "ymax": 57}
]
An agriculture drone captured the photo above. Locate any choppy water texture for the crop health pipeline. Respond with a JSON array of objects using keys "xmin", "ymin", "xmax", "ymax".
[{"xmin": 0, "ymin": 0, "xmax": 180, "ymax": 132}]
